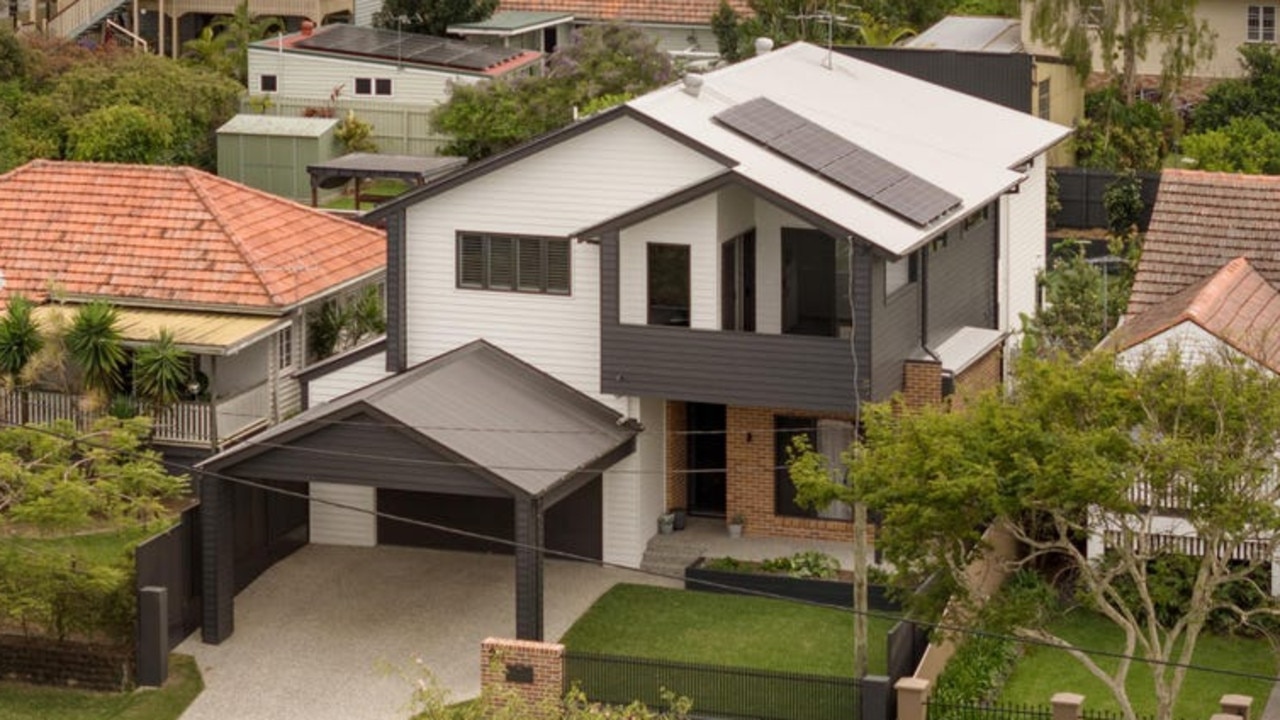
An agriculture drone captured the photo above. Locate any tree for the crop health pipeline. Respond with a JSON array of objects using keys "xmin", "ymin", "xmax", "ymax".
[
  {"xmin": 67, "ymin": 104, "xmax": 176, "ymax": 164},
  {"xmin": 1192, "ymin": 44, "xmax": 1280, "ymax": 133},
  {"xmin": 0, "ymin": 24, "xmax": 25, "ymax": 82},
  {"xmin": 712, "ymin": 0, "xmax": 747, "ymax": 63},
  {"xmin": 1020, "ymin": 241, "xmax": 1129, "ymax": 360},
  {"xmin": 0, "ymin": 294, "xmax": 43, "ymax": 384},
  {"xmin": 133, "ymin": 330, "xmax": 192, "ymax": 409},
  {"xmin": 64, "ymin": 302, "xmax": 126, "ymax": 398},
  {"xmin": 373, "ymin": 0, "xmax": 496, "ymax": 37},
  {"xmin": 1027, "ymin": 0, "xmax": 1214, "ymax": 102},
  {"xmin": 793, "ymin": 351, "xmax": 1280, "ymax": 720},
  {"xmin": 199, "ymin": 1, "xmax": 284, "ymax": 85},
  {"xmin": 853, "ymin": 10, "xmax": 916, "ymax": 47},
  {"xmin": 1180, "ymin": 116, "xmax": 1280, "ymax": 174}
]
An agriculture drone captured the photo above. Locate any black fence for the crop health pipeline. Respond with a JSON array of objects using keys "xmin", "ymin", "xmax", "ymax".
[
  {"xmin": 1052, "ymin": 167, "xmax": 1161, "ymax": 231},
  {"xmin": 134, "ymin": 502, "xmax": 202, "ymax": 650},
  {"xmin": 926, "ymin": 700, "xmax": 1055, "ymax": 720},
  {"xmin": 564, "ymin": 651, "xmax": 865, "ymax": 720}
]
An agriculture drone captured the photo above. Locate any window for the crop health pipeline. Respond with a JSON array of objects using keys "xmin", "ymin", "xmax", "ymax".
[
  {"xmin": 1249, "ymin": 5, "xmax": 1277, "ymax": 42},
  {"xmin": 721, "ymin": 230, "xmax": 756, "ymax": 331},
  {"xmin": 884, "ymin": 252, "xmax": 919, "ymax": 298},
  {"xmin": 647, "ymin": 243, "xmax": 690, "ymax": 326},
  {"xmin": 354, "ymin": 77, "xmax": 393, "ymax": 96},
  {"xmin": 260, "ymin": 74, "xmax": 278, "ymax": 93},
  {"xmin": 774, "ymin": 416, "xmax": 854, "ymax": 520},
  {"xmin": 277, "ymin": 326, "xmax": 293, "ymax": 370},
  {"xmin": 456, "ymin": 233, "xmax": 570, "ymax": 294},
  {"xmin": 1037, "ymin": 78, "xmax": 1051, "ymax": 120},
  {"xmin": 782, "ymin": 228, "xmax": 851, "ymax": 337}
]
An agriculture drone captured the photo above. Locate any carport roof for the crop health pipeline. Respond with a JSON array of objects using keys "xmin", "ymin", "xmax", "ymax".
[{"xmin": 200, "ymin": 340, "xmax": 638, "ymax": 498}]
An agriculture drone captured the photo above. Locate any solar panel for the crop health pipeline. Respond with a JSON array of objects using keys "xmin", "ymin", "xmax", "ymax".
[
  {"xmin": 872, "ymin": 175, "xmax": 962, "ymax": 227},
  {"xmin": 713, "ymin": 97, "xmax": 962, "ymax": 227},
  {"xmin": 295, "ymin": 25, "xmax": 524, "ymax": 71}
]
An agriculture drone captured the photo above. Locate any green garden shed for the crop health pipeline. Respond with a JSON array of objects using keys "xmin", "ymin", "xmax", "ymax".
[{"xmin": 217, "ymin": 115, "xmax": 340, "ymax": 202}]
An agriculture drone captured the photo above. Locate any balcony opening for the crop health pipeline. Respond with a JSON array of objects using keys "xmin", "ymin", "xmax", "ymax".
[
  {"xmin": 647, "ymin": 243, "xmax": 690, "ymax": 327},
  {"xmin": 782, "ymin": 228, "xmax": 851, "ymax": 337},
  {"xmin": 721, "ymin": 229, "xmax": 756, "ymax": 332}
]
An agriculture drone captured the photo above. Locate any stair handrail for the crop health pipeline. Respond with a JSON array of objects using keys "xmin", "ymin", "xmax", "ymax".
[{"xmin": 103, "ymin": 17, "xmax": 145, "ymax": 49}]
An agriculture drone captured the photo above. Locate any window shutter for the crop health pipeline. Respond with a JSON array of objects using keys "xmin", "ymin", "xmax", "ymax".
[
  {"xmin": 488, "ymin": 236, "xmax": 515, "ymax": 290},
  {"xmin": 546, "ymin": 239, "xmax": 570, "ymax": 294},
  {"xmin": 458, "ymin": 235, "xmax": 485, "ymax": 288},
  {"xmin": 518, "ymin": 237, "xmax": 545, "ymax": 291}
]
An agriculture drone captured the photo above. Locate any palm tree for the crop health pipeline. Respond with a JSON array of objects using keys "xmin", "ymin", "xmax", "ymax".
[
  {"xmin": 219, "ymin": 1, "xmax": 284, "ymax": 85},
  {"xmin": 65, "ymin": 301, "xmax": 126, "ymax": 397},
  {"xmin": 0, "ymin": 294, "xmax": 43, "ymax": 384},
  {"xmin": 855, "ymin": 11, "xmax": 916, "ymax": 47},
  {"xmin": 133, "ymin": 330, "xmax": 192, "ymax": 409}
]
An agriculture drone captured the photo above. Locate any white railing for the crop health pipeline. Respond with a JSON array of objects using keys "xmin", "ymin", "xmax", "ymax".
[
  {"xmin": 152, "ymin": 401, "xmax": 214, "ymax": 446},
  {"xmin": 215, "ymin": 382, "xmax": 271, "ymax": 445},
  {"xmin": 44, "ymin": 0, "xmax": 125, "ymax": 39},
  {"xmin": 0, "ymin": 389, "xmax": 101, "ymax": 430},
  {"xmin": 1103, "ymin": 529, "xmax": 1271, "ymax": 562}
]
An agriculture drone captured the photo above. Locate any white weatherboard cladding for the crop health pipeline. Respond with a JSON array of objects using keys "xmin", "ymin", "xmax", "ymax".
[
  {"xmin": 1001, "ymin": 157, "xmax": 1046, "ymax": 341},
  {"xmin": 402, "ymin": 115, "xmax": 724, "ymax": 410},
  {"xmin": 603, "ymin": 396, "xmax": 665, "ymax": 568},
  {"xmin": 619, "ymin": 194, "xmax": 717, "ymax": 328},
  {"xmin": 753, "ymin": 200, "xmax": 811, "ymax": 335},
  {"xmin": 306, "ymin": 351, "xmax": 392, "ymax": 406},
  {"xmin": 353, "ymin": 0, "xmax": 377, "ymax": 26},
  {"xmin": 1117, "ymin": 323, "xmax": 1250, "ymax": 373},
  {"xmin": 247, "ymin": 49, "xmax": 481, "ymax": 106},
  {"xmin": 309, "ymin": 483, "xmax": 376, "ymax": 546}
]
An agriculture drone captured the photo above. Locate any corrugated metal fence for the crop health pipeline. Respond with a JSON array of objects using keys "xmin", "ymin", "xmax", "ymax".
[
  {"xmin": 1052, "ymin": 167, "xmax": 1161, "ymax": 231},
  {"xmin": 241, "ymin": 96, "xmax": 449, "ymax": 156}
]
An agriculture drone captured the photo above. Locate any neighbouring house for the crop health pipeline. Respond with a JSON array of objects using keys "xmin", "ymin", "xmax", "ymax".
[
  {"xmin": 0, "ymin": 160, "xmax": 385, "ymax": 463},
  {"xmin": 445, "ymin": 10, "xmax": 574, "ymax": 54},
  {"xmin": 246, "ymin": 22, "xmax": 542, "ymax": 155},
  {"xmin": 840, "ymin": 16, "xmax": 1084, "ymax": 166},
  {"xmin": 1097, "ymin": 169, "xmax": 1280, "ymax": 594},
  {"xmin": 1020, "ymin": 0, "xmax": 1275, "ymax": 80},
  {"xmin": 193, "ymin": 40, "xmax": 1068, "ymax": 644}
]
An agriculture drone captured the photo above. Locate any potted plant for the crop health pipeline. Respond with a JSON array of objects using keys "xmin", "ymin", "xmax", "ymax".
[
  {"xmin": 728, "ymin": 513, "xmax": 745, "ymax": 538},
  {"xmin": 657, "ymin": 512, "xmax": 676, "ymax": 535}
]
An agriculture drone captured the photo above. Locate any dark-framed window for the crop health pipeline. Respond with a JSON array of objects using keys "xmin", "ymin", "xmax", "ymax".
[
  {"xmin": 354, "ymin": 77, "xmax": 393, "ymax": 96},
  {"xmin": 260, "ymin": 74, "xmax": 278, "ymax": 93},
  {"xmin": 1037, "ymin": 78, "xmax": 1051, "ymax": 120},
  {"xmin": 1249, "ymin": 5, "xmax": 1277, "ymax": 42},
  {"xmin": 721, "ymin": 229, "xmax": 756, "ymax": 331},
  {"xmin": 456, "ymin": 233, "xmax": 570, "ymax": 295},
  {"xmin": 647, "ymin": 243, "xmax": 690, "ymax": 326},
  {"xmin": 277, "ymin": 326, "xmax": 294, "ymax": 370},
  {"xmin": 774, "ymin": 415, "xmax": 854, "ymax": 520}
]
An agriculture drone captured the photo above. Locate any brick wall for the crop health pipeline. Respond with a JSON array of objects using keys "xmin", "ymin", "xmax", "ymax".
[
  {"xmin": 951, "ymin": 346, "xmax": 1003, "ymax": 410},
  {"xmin": 665, "ymin": 401, "xmax": 688, "ymax": 512},
  {"xmin": 0, "ymin": 635, "xmax": 133, "ymax": 691},
  {"xmin": 900, "ymin": 359, "xmax": 943, "ymax": 410},
  {"xmin": 480, "ymin": 637, "xmax": 564, "ymax": 717}
]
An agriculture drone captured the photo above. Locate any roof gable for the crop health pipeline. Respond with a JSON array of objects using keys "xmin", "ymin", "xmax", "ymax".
[
  {"xmin": 0, "ymin": 160, "xmax": 384, "ymax": 311},
  {"xmin": 1128, "ymin": 169, "xmax": 1280, "ymax": 318}
]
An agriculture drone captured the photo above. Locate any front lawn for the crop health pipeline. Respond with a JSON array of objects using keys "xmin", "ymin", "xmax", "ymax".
[
  {"xmin": 999, "ymin": 610, "xmax": 1276, "ymax": 718},
  {"xmin": 0, "ymin": 653, "xmax": 203, "ymax": 720},
  {"xmin": 559, "ymin": 583, "xmax": 896, "ymax": 677}
]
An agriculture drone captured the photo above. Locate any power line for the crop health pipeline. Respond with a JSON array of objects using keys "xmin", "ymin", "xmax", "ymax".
[{"xmin": 4, "ymin": 418, "xmax": 1278, "ymax": 684}]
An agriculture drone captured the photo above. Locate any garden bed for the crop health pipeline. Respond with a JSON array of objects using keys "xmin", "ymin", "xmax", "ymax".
[{"xmin": 685, "ymin": 557, "xmax": 901, "ymax": 612}]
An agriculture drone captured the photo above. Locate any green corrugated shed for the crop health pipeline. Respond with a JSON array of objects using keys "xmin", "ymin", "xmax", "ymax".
[{"xmin": 217, "ymin": 115, "xmax": 340, "ymax": 201}]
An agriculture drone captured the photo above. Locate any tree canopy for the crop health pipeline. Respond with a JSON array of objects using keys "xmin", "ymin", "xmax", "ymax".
[
  {"xmin": 791, "ymin": 352, "xmax": 1280, "ymax": 720},
  {"xmin": 1177, "ymin": 45, "xmax": 1280, "ymax": 174},
  {"xmin": 373, "ymin": 0, "xmax": 497, "ymax": 37}
]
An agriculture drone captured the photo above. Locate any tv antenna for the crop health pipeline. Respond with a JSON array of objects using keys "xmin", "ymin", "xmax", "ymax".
[{"xmin": 788, "ymin": 2, "xmax": 860, "ymax": 68}]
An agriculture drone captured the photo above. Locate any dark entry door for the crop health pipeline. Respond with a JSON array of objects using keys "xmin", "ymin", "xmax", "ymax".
[{"xmin": 686, "ymin": 403, "xmax": 727, "ymax": 516}]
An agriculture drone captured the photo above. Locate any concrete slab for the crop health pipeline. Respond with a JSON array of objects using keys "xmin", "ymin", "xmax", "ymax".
[{"xmin": 177, "ymin": 544, "xmax": 674, "ymax": 720}]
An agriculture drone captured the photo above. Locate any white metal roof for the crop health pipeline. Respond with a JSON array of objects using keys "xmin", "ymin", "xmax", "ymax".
[
  {"xmin": 905, "ymin": 16, "xmax": 1023, "ymax": 53},
  {"xmin": 217, "ymin": 114, "xmax": 338, "ymax": 138},
  {"xmin": 627, "ymin": 42, "xmax": 1070, "ymax": 257}
]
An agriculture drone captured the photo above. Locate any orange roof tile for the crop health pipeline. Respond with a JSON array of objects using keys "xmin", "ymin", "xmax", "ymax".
[
  {"xmin": 0, "ymin": 160, "xmax": 384, "ymax": 312},
  {"xmin": 1105, "ymin": 257, "xmax": 1280, "ymax": 373},
  {"xmin": 497, "ymin": 0, "xmax": 753, "ymax": 25},
  {"xmin": 1128, "ymin": 169, "xmax": 1280, "ymax": 318}
]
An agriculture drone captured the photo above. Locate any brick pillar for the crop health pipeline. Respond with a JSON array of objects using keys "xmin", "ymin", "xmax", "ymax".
[
  {"xmin": 665, "ymin": 401, "xmax": 687, "ymax": 512},
  {"xmin": 901, "ymin": 360, "xmax": 943, "ymax": 410},
  {"xmin": 480, "ymin": 638, "xmax": 564, "ymax": 717},
  {"xmin": 1220, "ymin": 695, "xmax": 1254, "ymax": 720},
  {"xmin": 1051, "ymin": 693, "xmax": 1084, "ymax": 720},
  {"xmin": 895, "ymin": 677, "xmax": 930, "ymax": 720},
  {"xmin": 725, "ymin": 405, "xmax": 773, "ymax": 536}
]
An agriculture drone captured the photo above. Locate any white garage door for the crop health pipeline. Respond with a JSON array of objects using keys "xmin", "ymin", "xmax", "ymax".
[{"xmin": 309, "ymin": 483, "xmax": 376, "ymax": 546}]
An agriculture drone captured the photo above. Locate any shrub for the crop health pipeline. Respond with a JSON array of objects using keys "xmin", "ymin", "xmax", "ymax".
[{"xmin": 0, "ymin": 546, "xmax": 136, "ymax": 644}]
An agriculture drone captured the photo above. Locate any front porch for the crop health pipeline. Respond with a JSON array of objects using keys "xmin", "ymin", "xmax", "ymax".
[{"xmin": 639, "ymin": 516, "xmax": 867, "ymax": 578}]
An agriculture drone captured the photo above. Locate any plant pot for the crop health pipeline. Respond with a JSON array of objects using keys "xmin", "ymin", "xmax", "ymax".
[
  {"xmin": 728, "ymin": 523, "xmax": 743, "ymax": 539},
  {"xmin": 672, "ymin": 509, "xmax": 687, "ymax": 531},
  {"xmin": 658, "ymin": 514, "xmax": 676, "ymax": 535}
]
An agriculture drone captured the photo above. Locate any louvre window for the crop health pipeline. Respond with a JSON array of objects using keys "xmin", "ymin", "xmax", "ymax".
[{"xmin": 456, "ymin": 233, "xmax": 570, "ymax": 295}]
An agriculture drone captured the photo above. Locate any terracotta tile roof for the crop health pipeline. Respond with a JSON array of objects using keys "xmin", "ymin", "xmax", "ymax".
[
  {"xmin": 1105, "ymin": 257, "xmax": 1280, "ymax": 373},
  {"xmin": 1127, "ymin": 169, "xmax": 1280, "ymax": 318},
  {"xmin": 0, "ymin": 160, "xmax": 384, "ymax": 312},
  {"xmin": 496, "ymin": 0, "xmax": 753, "ymax": 25}
]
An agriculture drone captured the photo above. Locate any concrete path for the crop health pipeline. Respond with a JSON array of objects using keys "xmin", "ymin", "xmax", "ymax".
[
  {"xmin": 1263, "ymin": 681, "xmax": 1280, "ymax": 720},
  {"xmin": 177, "ymin": 544, "xmax": 674, "ymax": 720}
]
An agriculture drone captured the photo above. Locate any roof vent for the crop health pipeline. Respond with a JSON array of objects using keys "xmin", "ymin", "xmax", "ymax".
[
  {"xmin": 301, "ymin": 20, "xmax": 314, "ymax": 37},
  {"xmin": 682, "ymin": 73, "xmax": 704, "ymax": 97},
  {"xmin": 754, "ymin": 37, "xmax": 774, "ymax": 55}
]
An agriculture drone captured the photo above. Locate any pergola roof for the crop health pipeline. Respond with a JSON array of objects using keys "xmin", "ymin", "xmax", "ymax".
[{"xmin": 307, "ymin": 153, "xmax": 467, "ymax": 190}]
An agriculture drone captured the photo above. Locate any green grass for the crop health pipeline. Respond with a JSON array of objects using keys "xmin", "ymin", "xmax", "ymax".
[
  {"xmin": 1, "ymin": 525, "xmax": 155, "ymax": 566},
  {"xmin": 559, "ymin": 583, "xmax": 895, "ymax": 677},
  {"xmin": 999, "ymin": 610, "xmax": 1276, "ymax": 718},
  {"xmin": 0, "ymin": 654, "xmax": 203, "ymax": 720},
  {"xmin": 321, "ymin": 179, "xmax": 410, "ymax": 210}
]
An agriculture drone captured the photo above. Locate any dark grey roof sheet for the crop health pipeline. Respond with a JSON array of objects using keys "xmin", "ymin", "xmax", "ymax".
[
  {"xmin": 295, "ymin": 24, "xmax": 526, "ymax": 71},
  {"xmin": 202, "ymin": 340, "xmax": 636, "ymax": 497},
  {"xmin": 307, "ymin": 153, "xmax": 466, "ymax": 185}
]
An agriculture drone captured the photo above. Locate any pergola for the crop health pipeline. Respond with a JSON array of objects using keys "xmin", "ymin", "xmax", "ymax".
[
  {"xmin": 306, "ymin": 153, "xmax": 467, "ymax": 208},
  {"xmin": 196, "ymin": 341, "xmax": 637, "ymax": 643}
]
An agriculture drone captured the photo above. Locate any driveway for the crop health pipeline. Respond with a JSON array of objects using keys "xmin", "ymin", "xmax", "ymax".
[{"xmin": 177, "ymin": 544, "xmax": 673, "ymax": 720}]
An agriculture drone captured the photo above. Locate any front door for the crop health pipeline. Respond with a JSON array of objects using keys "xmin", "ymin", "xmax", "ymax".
[{"xmin": 686, "ymin": 403, "xmax": 727, "ymax": 516}]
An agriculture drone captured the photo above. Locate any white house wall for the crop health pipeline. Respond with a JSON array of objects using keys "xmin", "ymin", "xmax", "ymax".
[
  {"xmin": 309, "ymin": 482, "xmax": 376, "ymax": 546},
  {"xmin": 306, "ymin": 350, "xmax": 392, "ymax": 406},
  {"xmin": 753, "ymin": 200, "xmax": 811, "ymax": 336},
  {"xmin": 1117, "ymin": 322, "xmax": 1249, "ymax": 371},
  {"xmin": 401, "ymin": 114, "xmax": 724, "ymax": 410},
  {"xmin": 353, "ymin": 0, "xmax": 377, "ymax": 26},
  {"xmin": 602, "ymin": 395, "xmax": 666, "ymax": 567},
  {"xmin": 214, "ymin": 336, "xmax": 270, "ymax": 397},
  {"xmin": 1001, "ymin": 155, "xmax": 1047, "ymax": 348},
  {"xmin": 247, "ymin": 48, "xmax": 484, "ymax": 106}
]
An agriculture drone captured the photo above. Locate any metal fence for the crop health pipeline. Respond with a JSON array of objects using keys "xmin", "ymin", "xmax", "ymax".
[
  {"xmin": 564, "ymin": 651, "xmax": 863, "ymax": 720},
  {"xmin": 1051, "ymin": 167, "xmax": 1161, "ymax": 231},
  {"xmin": 926, "ymin": 700, "xmax": 1055, "ymax": 720}
]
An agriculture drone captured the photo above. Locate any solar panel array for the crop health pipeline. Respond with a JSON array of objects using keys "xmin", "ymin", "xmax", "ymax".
[
  {"xmin": 714, "ymin": 98, "xmax": 961, "ymax": 227},
  {"xmin": 296, "ymin": 25, "xmax": 526, "ymax": 72}
]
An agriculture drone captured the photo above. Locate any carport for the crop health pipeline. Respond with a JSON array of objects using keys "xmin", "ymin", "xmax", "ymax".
[{"xmin": 196, "ymin": 340, "xmax": 638, "ymax": 644}]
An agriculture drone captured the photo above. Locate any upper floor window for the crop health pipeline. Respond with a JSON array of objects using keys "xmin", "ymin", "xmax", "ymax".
[
  {"xmin": 354, "ymin": 77, "xmax": 393, "ymax": 96},
  {"xmin": 648, "ymin": 243, "xmax": 690, "ymax": 326},
  {"xmin": 1037, "ymin": 78, "xmax": 1051, "ymax": 120},
  {"xmin": 457, "ymin": 233, "xmax": 570, "ymax": 295},
  {"xmin": 1249, "ymin": 5, "xmax": 1277, "ymax": 42},
  {"xmin": 277, "ymin": 326, "xmax": 294, "ymax": 370},
  {"xmin": 260, "ymin": 74, "xmax": 278, "ymax": 93}
]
